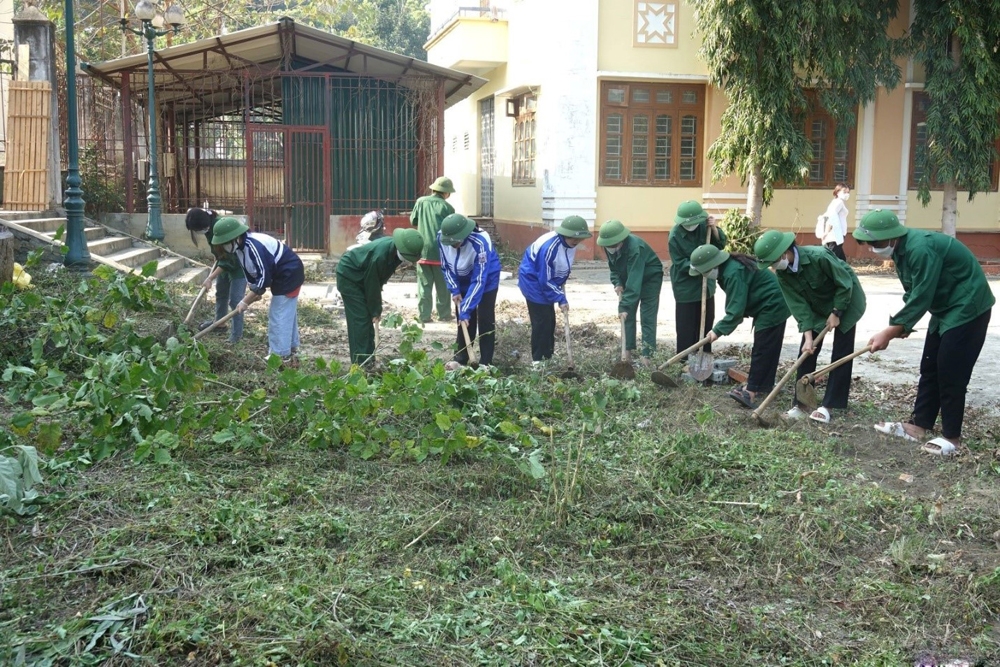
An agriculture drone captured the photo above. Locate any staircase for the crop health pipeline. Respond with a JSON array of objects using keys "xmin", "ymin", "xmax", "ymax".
[{"xmin": 0, "ymin": 211, "xmax": 210, "ymax": 285}]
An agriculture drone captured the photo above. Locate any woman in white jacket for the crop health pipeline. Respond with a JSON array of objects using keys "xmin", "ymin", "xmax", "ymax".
[{"xmin": 820, "ymin": 184, "xmax": 850, "ymax": 260}]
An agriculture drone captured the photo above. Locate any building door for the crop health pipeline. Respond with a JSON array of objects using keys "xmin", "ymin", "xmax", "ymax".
[
  {"xmin": 479, "ymin": 97, "xmax": 495, "ymax": 217},
  {"xmin": 247, "ymin": 124, "xmax": 330, "ymax": 252}
]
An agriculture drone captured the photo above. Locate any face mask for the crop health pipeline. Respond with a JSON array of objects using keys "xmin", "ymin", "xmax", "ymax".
[
  {"xmin": 772, "ymin": 258, "xmax": 789, "ymax": 271},
  {"xmin": 606, "ymin": 243, "xmax": 622, "ymax": 255},
  {"xmin": 223, "ymin": 241, "xmax": 236, "ymax": 253},
  {"xmin": 871, "ymin": 244, "xmax": 894, "ymax": 258},
  {"xmin": 839, "ymin": 192, "xmax": 850, "ymax": 201},
  {"xmin": 397, "ymin": 250, "xmax": 413, "ymax": 265},
  {"xmin": 681, "ymin": 222, "xmax": 700, "ymax": 232},
  {"xmin": 705, "ymin": 268, "xmax": 719, "ymax": 280}
]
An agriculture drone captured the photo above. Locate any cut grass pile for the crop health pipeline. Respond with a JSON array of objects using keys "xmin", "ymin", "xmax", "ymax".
[{"xmin": 2, "ymin": 268, "xmax": 1000, "ymax": 666}]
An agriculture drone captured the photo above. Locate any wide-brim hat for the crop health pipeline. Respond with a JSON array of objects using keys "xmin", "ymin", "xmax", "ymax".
[
  {"xmin": 674, "ymin": 200, "xmax": 708, "ymax": 226},
  {"xmin": 753, "ymin": 230, "xmax": 796, "ymax": 268},
  {"xmin": 688, "ymin": 244, "xmax": 729, "ymax": 276},
  {"xmin": 596, "ymin": 219, "xmax": 630, "ymax": 247},
  {"xmin": 429, "ymin": 176, "xmax": 455, "ymax": 194},
  {"xmin": 853, "ymin": 209, "xmax": 908, "ymax": 243},
  {"xmin": 392, "ymin": 228, "xmax": 424, "ymax": 262},
  {"xmin": 440, "ymin": 213, "xmax": 476, "ymax": 245},
  {"xmin": 555, "ymin": 215, "xmax": 592, "ymax": 239},
  {"xmin": 211, "ymin": 217, "xmax": 249, "ymax": 245}
]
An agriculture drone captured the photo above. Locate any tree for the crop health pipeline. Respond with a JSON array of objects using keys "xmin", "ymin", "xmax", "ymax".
[
  {"xmin": 693, "ymin": 1, "xmax": 903, "ymax": 224},
  {"xmin": 910, "ymin": 0, "xmax": 1000, "ymax": 236}
]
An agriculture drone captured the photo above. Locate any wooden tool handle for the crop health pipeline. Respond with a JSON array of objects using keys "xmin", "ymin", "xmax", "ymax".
[
  {"xmin": 657, "ymin": 334, "xmax": 713, "ymax": 370},
  {"xmin": 184, "ymin": 262, "xmax": 217, "ymax": 326},
  {"xmin": 802, "ymin": 345, "xmax": 872, "ymax": 384},
  {"xmin": 752, "ymin": 325, "xmax": 831, "ymax": 419},
  {"xmin": 698, "ymin": 225, "xmax": 711, "ymax": 351},
  {"xmin": 460, "ymin": 320, "xmax": 478, "ymax": 364},
  {"xmin": 563, "ymin": 310, "xmax": 574, "ymax": 367},
  {"xmin": 620, "ymin": 319, "xmax": 628, "ymax": 362},
  {"xmin": 193, "ymin": 307, "xmax": 240, "ymax": 340}
]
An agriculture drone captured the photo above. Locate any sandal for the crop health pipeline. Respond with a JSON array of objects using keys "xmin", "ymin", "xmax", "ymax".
[
  {"xmin": 728, "ymin": 387, "xmax": 758, "ymax": 409},
  {"xmin": 809, "ymin": 407, "xmax": 831, "ymax": 424},
  {"xmin": 922, "ymin": 437, "xmax": 956, "ymax": 456},
  {"xmin": 873, "ymin": 421, "xmax": 918, "ymax": 442},
  {"xmin": 784, "ymin": 406, "xmax": 806, "ymax": 421}
]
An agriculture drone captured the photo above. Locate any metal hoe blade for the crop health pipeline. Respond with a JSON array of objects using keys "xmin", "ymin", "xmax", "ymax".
[
  {"xmin": 688, "ymin": 351, "xmax": 714, "ymax": 382},
  {"xmin": 795, "ymin": 377, "xmax": 819, "ymax": 410}
]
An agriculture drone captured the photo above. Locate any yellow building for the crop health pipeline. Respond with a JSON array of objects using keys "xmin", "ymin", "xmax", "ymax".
[{"xmin": 425, "ymin": 0, "xmax": 1000, "ymax": 260}]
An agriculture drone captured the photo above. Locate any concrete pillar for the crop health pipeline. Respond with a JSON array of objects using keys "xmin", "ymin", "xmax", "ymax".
[{"xmin": 13, "ymin": 3, "xmax": 61, "ymax": 208}]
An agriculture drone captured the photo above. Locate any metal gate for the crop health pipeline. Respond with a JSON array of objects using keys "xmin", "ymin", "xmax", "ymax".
[
  {"xmin": 246, "ymin": 124, "xmax": 331, "ymax": 252},
  {"xmin": 479, "ymin": 97, "xmax": 495, "ymax": 217}
]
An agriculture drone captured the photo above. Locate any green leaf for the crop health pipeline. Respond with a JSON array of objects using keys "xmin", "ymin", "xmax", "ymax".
[
  {"xmin": 498, "ymin": 420, "xmax": 521, "ymax": 436},
  {"xmin": 212, "ymin": 430, "xmax": 235, "ymax": 444},
  {"xmin": 435, "ymin": 413, "xmax": 452, "ymax": 431},
  {"xmin": 10, "ymin": 413, "xmax": 34, "ymax": 435},
  {"xmin": 35, "ymin": 423, "xmax": 62, "ymax": 455},
  {"xmin": 154, "ymin": 449, "xmax": 172, "ymax": 464},
  {"xmin": 140, "ymin": 260, "xmax": 159, "ymax": 277}
]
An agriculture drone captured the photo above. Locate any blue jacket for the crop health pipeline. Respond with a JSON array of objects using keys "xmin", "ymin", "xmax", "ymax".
[
  {"xmin": 235, "ymin": 232, "xmax": 305, "ymax": 296},
  {"xmin": 438, "ymin": 229, "xmax": 501, "ymax": 321},
  {"xmin": 517, "ymin": 231, "xmax": 576, "ymax": 306}
]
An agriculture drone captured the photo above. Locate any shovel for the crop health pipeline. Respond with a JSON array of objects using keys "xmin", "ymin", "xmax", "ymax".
[
  {"xmin": 460, "ymin": 320, "xmax": 480, "ymax": 369},
  {"xmin": 560, "ymin": 310, "xmax": 582, "ymax": 380},
  {"xmin": 193, "ymin": 307, "xmax": 240, "ymax": 341},
  {"xmin": 650, "ymin": 334, "xmax": 714, "ymax": 388},
  {"xmin": 688, "ymin": 225, "xmax": 714, "ymax": 381},
  {"xmin": 795, "ymin": 344, "xmax": 872, "ymax": 410},
  {"xmin": 183, "ymin": 262, "xmax": 218, "ymax": 326},
  {"xmin": 609, "ymin": 319, "xmax": 636, "ymax": 379},
  {"xmin": 751, "ymin": 325, "xmax": 831, "ymax": 426}
]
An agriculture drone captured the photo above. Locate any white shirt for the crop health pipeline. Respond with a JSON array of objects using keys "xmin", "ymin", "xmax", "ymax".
[{"xmin": 821, "ymin": 197, "xmax": 849, "ymax": 246}]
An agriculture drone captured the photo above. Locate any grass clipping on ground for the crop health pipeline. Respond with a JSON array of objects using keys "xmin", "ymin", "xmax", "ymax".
[{"xmin": 2, "ymin": 267, "xmax": 1000, "ymax": 666}]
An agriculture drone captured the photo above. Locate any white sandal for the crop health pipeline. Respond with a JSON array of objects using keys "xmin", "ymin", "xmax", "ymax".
[
  {"xmin": 873, "ymin": 421, "xmax": 918, "ymax": 442},
  {"xmin": 809, "ymin": 407, "xmax": 831, "ymax": 424},
  {"xmin": 922, "ymin": 437, "xmax": 956, "ymax": 456},
  {"xmin": 784, "ymin": 406, "xmax": 806, "ymax": 421}
]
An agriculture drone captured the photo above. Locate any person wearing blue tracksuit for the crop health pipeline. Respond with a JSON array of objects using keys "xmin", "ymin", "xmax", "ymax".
[
  {"xmin": 210, "ymin": 217, "xmax": 305, "ymax": 365},
  {"xmin": 517, "ymin": 216, "xmax": 593, "ymax": 364},
  {"xmin": 438, "ymin": 214, "xmax": 502, "ymax": 368}
]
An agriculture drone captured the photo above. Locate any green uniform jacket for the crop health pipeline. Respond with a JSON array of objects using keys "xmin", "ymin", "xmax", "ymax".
[
  {"xmin": 409, "ymin": 195, "xmax": 454, "ymax": 261},
  {"xmin": 204, "ymin": 226, "xmax": 244, "ymax": 278},
  {"xmin": 713, "ymin": 258, "xmax": 790, "ymax": 336},
  {"xmin": 776, "ymin": 245, "xmax": 866, "ymax": 334},
  {"xmin": 669, "ymin": 221, "xmax": 727, "ymax": 302},
  {"xmin": 607, "ymin": 235, "xmax": 664, "ymax": 312},
  {"xmin": 335, "ymin": 237, "xmax": 403, "ymax": 320},
  {"xmin": 888, "ymin": 230, "xmax": 995, "ymax": 335}
]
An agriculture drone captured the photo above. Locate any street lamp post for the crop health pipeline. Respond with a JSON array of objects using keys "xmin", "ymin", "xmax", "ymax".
[
  {"xmin": 120, "ymin": 1, "xmax": 185, "ymax": 242},
  {"xmin": 64, "ymin": 0, "xmax": 91, "ymax": 267}
]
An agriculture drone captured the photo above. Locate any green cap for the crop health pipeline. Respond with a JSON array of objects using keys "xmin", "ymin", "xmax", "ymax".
[
  {"xmin": 753, "ymin": 230, "xmax": 796, "ymax": 268},
  {"xmin": 440, "ymin": 213, "xmax": 475, "ymax": 245},
  {"xmin": 555, "ymin": 215, "xmax": 592, "ymax": 239},
  {"xmin": 429, "ymin": 176, "xmax": 456, "ymax": 194},
  {"xmin": 596, "ymin": 219, "xmax": 630, "ymax": 247},
  {"xmin": 211, "ymin": 217, "xmax": 249, "ymax": 245},
  {"xmin": 688, "ymin": 244, "xmax": 730, "ymax": 276},
  {"xmin": 392, "ymin": 228, "xmax": 424, "ymax": 262},
  {"xmin": 853, "ymin": 209, "xmax": 908, "ymax": 243},
  {"xmin": 674, "ymin": 200, "xmax": 708, "ymax": 226}
]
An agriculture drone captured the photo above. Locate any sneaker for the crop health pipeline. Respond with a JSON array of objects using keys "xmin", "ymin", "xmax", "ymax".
[
  {"xmin": 281, "ymin": 355, "xmax": 300, "ymax": 369},
  {"xmin": 784, "ymin": 406, "xmax": 806, "ymax": 421},
  {"xmin": 198, "ymin": 319, "xmax": 228, "ymax": 335}
]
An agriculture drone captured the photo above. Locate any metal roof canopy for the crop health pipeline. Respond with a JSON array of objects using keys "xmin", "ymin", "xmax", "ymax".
[{"xmin": 81, "ymin": 17, "xmax": 486, "ymax": 118}]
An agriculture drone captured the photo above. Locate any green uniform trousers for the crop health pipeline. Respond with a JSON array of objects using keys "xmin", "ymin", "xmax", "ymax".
[
  {"xmin": 336, "ymin": 274, "xmax": 377, "ymax": 364},
  {"xmin": 623, "ymin": 272, "xmax": 663, "ymax": 357},
  {"xmin": 416, "ymin": 263, "xmax": 453, "ymax": 322}
]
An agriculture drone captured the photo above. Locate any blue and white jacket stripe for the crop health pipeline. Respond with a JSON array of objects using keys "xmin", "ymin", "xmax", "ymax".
[
  {"xmin": 236, "ymin": 232, "xmax": 305, "ymax": 296},
  {"xmin": 438, "ymin": 229, "xmax": 501, "ymax": 321},
  {"xmin": 517, "ymin": 231, "xmax": 576, "ymax": 306}
]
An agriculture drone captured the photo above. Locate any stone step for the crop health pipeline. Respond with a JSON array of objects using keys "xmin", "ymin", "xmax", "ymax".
[
  {"xmin": 86, "ymin": 235, "xmax": 133, "ymax": 255},
  {"xmin": 41, "ymin": 225, "xmax": 106, "ymax": 242},
  {"xmin": 15, "ymin": 217, "xmax": 67, "ymax": 233},
  {"xmin": 166, "ymin": 265, "xmax": 212, "ymax": 285},
  {"xmin": 0, "ymin": 210, "xmax": 58, "ymax": 222},
  {"xmin": 154, "ymin": 256, "xmax": 188, "ymax": 280},
  {"xmin": 104, "ymin": 245, "xmax": 162, "ymax": 268}
]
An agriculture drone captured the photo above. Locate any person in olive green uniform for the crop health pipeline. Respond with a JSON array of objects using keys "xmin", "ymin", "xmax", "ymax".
[
  {"xmin": 688, "ymin": 244, "xmax": 791, "ymax": 408},
  {"xmin": 410, "ymin": 177, "xmax": 456, "ymax": 323},
  {"xmin": 596, "ymin": 220, "xmax": 663, "ymax": 363},
  {"xmin": 336, "ymin": 229, "xmax": 424, "ymax": 364},
  {"xmin": 754, "ymin": 230, "xmax": 866, "ymax": 423},
  {"xmin": 670, "ymin": 201, "xmax": 727, "ymax": 356},
  {"xmin": 854, "ymin": 210, "xmax": 995, "ymax": 450}
]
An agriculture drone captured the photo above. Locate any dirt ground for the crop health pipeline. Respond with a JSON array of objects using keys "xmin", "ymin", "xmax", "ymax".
[{"xmin": 286, "ymin": 261, "xmax": 1000, "ymax": 414}]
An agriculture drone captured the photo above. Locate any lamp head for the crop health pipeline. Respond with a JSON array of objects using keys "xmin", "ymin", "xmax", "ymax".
[
  {"xmin": 164, "ymin": 4, "xmax": 185, "ymax": 29},
  {"xmin": 134, "ymin": 0, "xmax": 156, "ymax": 21},
  {"xmin": 151, "ymin": 13, "xmax": 165, "ymax": 29}
]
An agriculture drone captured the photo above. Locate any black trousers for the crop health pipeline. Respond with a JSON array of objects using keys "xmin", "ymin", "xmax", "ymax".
[
  {"xmin": 454, "ymin": 289, "xmax": 498, "ymax": 365},
  {"xmin": 675, "ymin": 298, "xmax": 715, "ymax": 356},
  {"xmin": 747, "ymin": 321, "xmax": 786, "ymax": 393},
  {"xmin": 526, "ymin": 300, "xmax": 557, "ymax": 361},
  {"xmin": 795, "ymin": 325, "xmax": 856, "ymax": 410},
  {"xmin": 825, "ymin": 242, "xmax": 846, "ymax": 260},
  {"xmin": 911, "ymin": 309, "xmax": 991, "ymax": 439}
]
